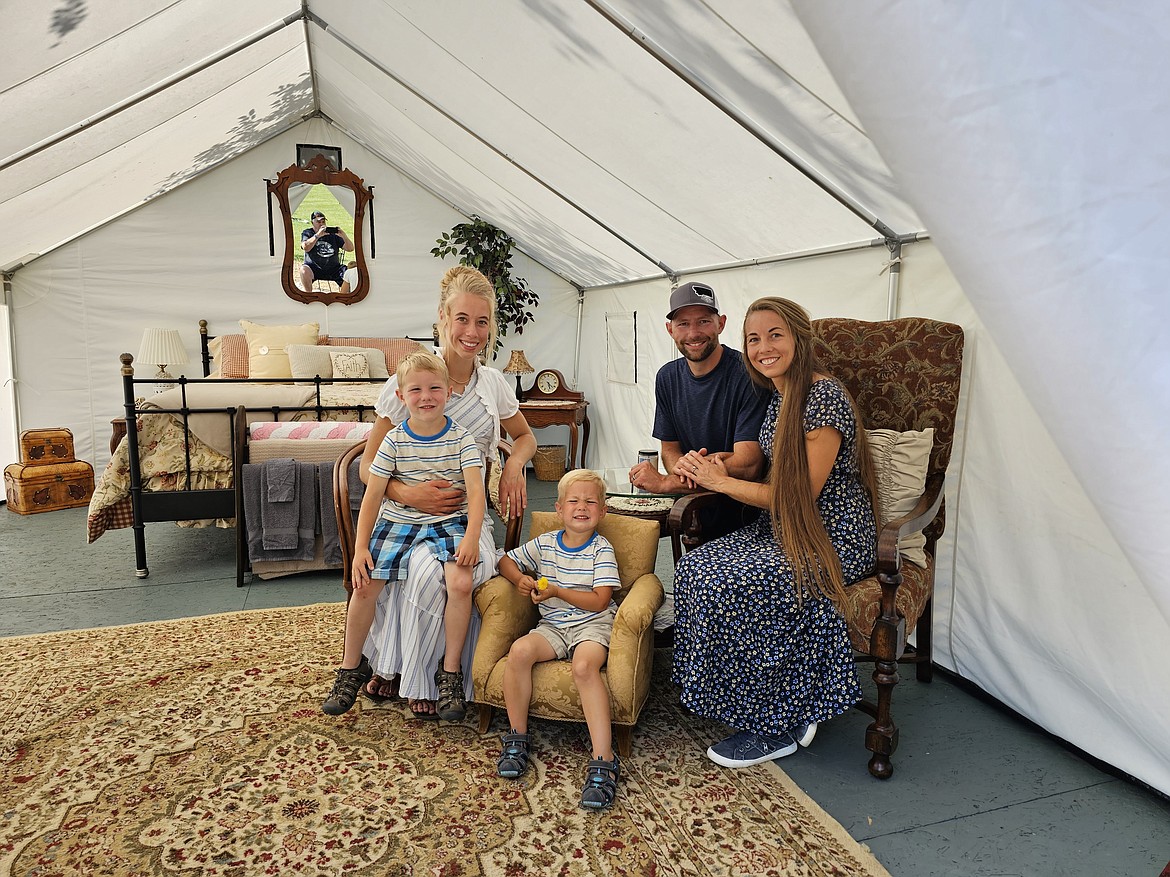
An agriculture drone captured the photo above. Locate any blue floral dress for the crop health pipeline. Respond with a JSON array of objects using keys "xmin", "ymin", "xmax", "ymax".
[{"xmin": 671, "ymin": 379, "xmax": 875, "ymax": 735}]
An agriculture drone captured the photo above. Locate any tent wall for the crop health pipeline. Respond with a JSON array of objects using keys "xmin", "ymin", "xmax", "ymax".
[
  {"xmin": 577, "ymin": 243, "xmax": 1170, "ymax": 796},
  {"xmin": 6, "ymin": 121, "xmax": 580, "ymax": 471}
]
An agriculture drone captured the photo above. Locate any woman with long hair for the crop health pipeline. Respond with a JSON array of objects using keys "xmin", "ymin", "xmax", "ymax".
[
  {"xmin": 672, "ymin": 296, "xmax": 879, "ymax": 766},
  {"xmin": 358, "ymin": 266, "xmax": 537, "ymax": 719}
]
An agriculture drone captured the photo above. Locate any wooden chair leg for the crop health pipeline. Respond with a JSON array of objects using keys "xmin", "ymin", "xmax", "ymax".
[
  {"xmin": 915, "ymin": 597, "xmax": 934, "ymax": 682},
  {"xmin": 614, "ymin": 724, "xmax": 633, "ymax": 758},
  {"xmin": 864, "ymin": 657, "xmax": 900, "ymax": 779},
  {"xmin": 478, "ymin": 703, "xmax": 494, "ymax": 736}
]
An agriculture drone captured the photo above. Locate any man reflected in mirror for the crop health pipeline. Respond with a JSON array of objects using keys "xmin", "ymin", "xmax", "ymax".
[{"xmin": 301, "ymin": 210, "xmax": 355, "ymax": 295}]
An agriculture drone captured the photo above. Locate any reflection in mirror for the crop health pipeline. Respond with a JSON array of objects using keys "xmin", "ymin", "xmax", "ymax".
[
  {"xmin": 267, "ymin": 157, "xmax": 373, "ymax": 305},
  {"xmin": 293, "ymin": 184, "xmax": 357, "ymax": 297}
]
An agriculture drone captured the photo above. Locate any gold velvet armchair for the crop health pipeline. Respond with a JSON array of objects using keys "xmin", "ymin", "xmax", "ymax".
[
  {"xmin": 670, "ymin": 317, "xmax": 965, "ymax": 778},
  {"xmin": 472, "ymin": 511, "xmax": 665, "ymax": 757}
]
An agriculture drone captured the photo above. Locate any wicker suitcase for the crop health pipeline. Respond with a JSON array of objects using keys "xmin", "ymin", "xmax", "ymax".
[
  {"xmin": 19, "ymin": 427, "xmax": 76, "ymax": 465},
  {"xmin": 4, "ymin": 460, "xmax": 95, "ymax": 514}
]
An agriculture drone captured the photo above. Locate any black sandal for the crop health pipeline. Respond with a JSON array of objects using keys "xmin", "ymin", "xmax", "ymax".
[
  {"xmin": 434, "ymin": 663, "xmax": 467, "ymax": 721},
  {"xmin": 321, "ymin": 656, "xmax": 373, "ymax": 716},
  {"xmin": 579, "ymin": 754, "xmax": 621, "ymax": 810},
  {"xmin": 360, "ymin": 674, "xmax": 400, "ymax": 704},
  {"xmin": 497, "ymin": 731, "xmax": 530, "ymax": 778}
]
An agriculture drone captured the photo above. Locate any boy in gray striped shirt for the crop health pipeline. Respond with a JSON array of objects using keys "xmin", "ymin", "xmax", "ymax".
[{"xmin": 494, "ymin": 469, "xmax": 623, "ymax": 809}]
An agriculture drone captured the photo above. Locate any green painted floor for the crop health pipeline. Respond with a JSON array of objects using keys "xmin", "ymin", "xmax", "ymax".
[{"xmin": 2, "ymin": 478, "xmax": 1168, "ymax": 877}]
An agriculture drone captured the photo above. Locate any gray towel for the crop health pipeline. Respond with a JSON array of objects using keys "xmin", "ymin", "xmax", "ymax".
[
  {"xmin": 247, "ymin": 461, "xmax": 317, "ymax": 559},
  {"xmin": 243, "ymin": 464, "xmax": 304, "ymax": 563},
  {"xmin": 266, "ymin": 456, "xmax": 296, "ymax": 502},
  {"xmin": 261, "ymin": 460, "xmax": 299, "ymax": 550},
  {"xmin": 319, "ymin": 461, "xmax": 342, "ymax": 567}
]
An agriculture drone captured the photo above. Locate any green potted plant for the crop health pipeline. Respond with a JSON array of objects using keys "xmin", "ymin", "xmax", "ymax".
[{"xmin": 432, "ymin": 215, "xmax": 539, "ymax": 356}]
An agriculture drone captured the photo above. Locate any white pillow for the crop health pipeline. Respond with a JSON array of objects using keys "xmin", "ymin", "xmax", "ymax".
[
  {"xmin": 286, "ymin": 343, "xmax": 390, "ymax": 383},
  {"xmin": 329, "ymin": 350, "xmax": 371, "ymax": 381},
  {"xmin": 867, "ymin": 427, "xmax": 934, "ymax": 568}
]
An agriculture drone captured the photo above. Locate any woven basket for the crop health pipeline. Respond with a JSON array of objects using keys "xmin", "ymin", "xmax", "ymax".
[{"xmin": 532, "ymin": 445, "xmax": 567, "ymax": 481}]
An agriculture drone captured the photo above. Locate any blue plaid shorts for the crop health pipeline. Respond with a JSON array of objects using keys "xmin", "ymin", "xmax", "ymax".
[{"xmin": 367, "ymin": 515, "xmax": 468, "ymax": 581}]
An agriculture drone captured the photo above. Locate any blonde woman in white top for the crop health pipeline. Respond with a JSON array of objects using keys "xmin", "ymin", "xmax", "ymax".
[{"xmin": 359, "ymin": 266, "xmax": 537, "ymax": 718}]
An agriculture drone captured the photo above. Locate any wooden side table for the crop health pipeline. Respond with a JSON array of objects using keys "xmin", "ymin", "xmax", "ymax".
[
  {"xmin": 518, "ymin": 400, "xmax": 590, "ymax": 469},
  {"xmin": 601, "ymin": 469, "xmax": 685, "ymax": 562}
]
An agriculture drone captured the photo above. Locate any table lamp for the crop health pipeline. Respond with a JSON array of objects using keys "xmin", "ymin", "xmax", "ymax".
[
  {"xmin": 502, "ymin": 349, "xmax": 534, "ymax": 400},
  {"xmin": 137, "ymin": 328, "xmax": 189, "ymax": 391}
]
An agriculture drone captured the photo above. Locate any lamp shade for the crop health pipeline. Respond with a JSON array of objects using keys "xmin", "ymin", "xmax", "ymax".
[
  {"xmin": 502, "ymin": 349, "xmax": 534, "ymax": 375},
  {"xmin": 137, "ymin": 328, "xmax": 189, "ymax": 368}
]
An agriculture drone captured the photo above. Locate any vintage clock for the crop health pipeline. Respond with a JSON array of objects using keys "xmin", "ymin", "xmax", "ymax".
[{"xmin": 524, "ymin": 368, "xmax": 582, "ymax": 402}]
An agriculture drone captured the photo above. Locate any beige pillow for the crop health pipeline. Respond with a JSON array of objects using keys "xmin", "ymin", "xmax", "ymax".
[
  {"xmin": 286, "ymin": 343, "xmax": 390, "ymax": 383},
  {"xmin": 867, "ymin": 427, "xmax": 934, "ymax": 568},
  {"xmin": 239, "ymin": 320, "xmax": 319, "ymax": 380},
  {"xmin": 329, "ymin": 350, "xmax": 371, "ymax": 381}
]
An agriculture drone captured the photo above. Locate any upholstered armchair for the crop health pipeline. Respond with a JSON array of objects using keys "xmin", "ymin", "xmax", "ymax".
[
  {"xmin": 472, "ymin": 511, "xmax": 665, "ymax": 757},
  {"xmin": 669, "ymin": 317, "xmax": 965, "ymax": 778}
]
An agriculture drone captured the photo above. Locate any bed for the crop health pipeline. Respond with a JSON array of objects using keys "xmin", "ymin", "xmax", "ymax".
[{"xmin": 87, "ymin": 319, "xmax": 429, "ymax": 586}]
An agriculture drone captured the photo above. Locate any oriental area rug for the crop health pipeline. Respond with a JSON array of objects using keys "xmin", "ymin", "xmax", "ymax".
[{"xmin": 0, "ymin": 604, "xmax": 889, "ymax": 877}]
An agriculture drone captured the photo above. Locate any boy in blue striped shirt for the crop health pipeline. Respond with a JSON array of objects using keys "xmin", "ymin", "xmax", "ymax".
[
  {"xmin": 494, "ymin": 469, "xmax": 623, "ymax": 809},
  {"xmin": 322, "ymin": 350, "xmax": 484, "ymax": 721}
]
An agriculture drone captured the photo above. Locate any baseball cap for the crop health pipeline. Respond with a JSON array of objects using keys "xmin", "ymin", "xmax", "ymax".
[
  {"xmin": 310, "ymin": 210, "xmax": 326, "ymax": 220},
  {"xmin": 666, "ymin": 282, "xmax": 719, "ymax": 319}
]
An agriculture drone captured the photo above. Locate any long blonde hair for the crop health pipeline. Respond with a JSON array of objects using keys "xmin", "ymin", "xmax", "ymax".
[
  {"xmin": 438, "ymin": 265, "xmax": 497, "ymax": 357},
  {"xmin": 742, "ymin": 297, "xmax": 879, "ymax": 603}
]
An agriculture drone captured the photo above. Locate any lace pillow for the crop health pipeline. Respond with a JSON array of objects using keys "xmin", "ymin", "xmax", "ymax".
[
  {"xmin": 329, "ymin": 350, "xmax": 371, "ymax": 382},
  {"xmin": 867, "ymin": 427, "xmax": 934, "ymax": 568}
]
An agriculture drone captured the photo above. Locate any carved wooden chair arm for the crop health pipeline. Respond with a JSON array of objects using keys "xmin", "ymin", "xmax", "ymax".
[{"xmin": 667, "ymin": 490, "xmax": 723, "ymax": 553}]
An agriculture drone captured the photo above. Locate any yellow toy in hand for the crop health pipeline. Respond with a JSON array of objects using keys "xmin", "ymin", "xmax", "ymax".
[{"xmin": 536, "ymin": 576, "xmax": 550, "ymax": 592}]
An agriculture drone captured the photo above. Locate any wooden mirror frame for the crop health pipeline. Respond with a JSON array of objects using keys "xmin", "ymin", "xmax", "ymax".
[{"xmin": 267, "ymin": 156, "xmax": 372, "ymax": 305}]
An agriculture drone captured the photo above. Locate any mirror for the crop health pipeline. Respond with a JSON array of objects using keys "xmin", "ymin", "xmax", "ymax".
[{"xmin": 267, "ymin": 156, "xmax": 372, "ymax": 305}]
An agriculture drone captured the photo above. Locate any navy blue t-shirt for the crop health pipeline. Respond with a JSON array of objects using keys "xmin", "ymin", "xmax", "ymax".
[{"xmin": 652, "ymin": 345, "xmax": 770, "ymax": 454}]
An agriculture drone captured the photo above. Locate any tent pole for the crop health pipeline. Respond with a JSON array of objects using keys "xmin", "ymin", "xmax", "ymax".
[
  {"xmin": 585, "ymin": 233, "xmax": 928, "ymax": 292},
  {"xmin": 885, "ymin": 237, "xmax": 903, "ymax": 319},
  {"xmin": 573, "ymin": 288, "xmax": 585, "ymax": 389}
]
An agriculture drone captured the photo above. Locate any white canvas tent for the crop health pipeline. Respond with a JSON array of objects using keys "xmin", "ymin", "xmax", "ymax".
[{"xmin": 2, "ymin": 1, "xmax": 1167, "ymax": 795}]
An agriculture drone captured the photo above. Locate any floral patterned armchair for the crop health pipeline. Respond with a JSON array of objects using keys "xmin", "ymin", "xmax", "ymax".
[
  {"xmin": 670, "ymin": 317, "xmax": 965, "ymax": 778},
  {"xmin": 472, "ymin": 511, "xmax": 664, "ymax": 757}
]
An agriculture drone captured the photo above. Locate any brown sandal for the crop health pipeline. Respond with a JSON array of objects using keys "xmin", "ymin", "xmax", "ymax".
[
  {"xmin": 434, "ymin": 663, "xmax": 467, "ymax": 722},
  {"xmin": 408, "ymin": 698, "xmax": 439, "ymax": 721}
]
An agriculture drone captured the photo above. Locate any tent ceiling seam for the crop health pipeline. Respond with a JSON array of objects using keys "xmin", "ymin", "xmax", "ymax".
[
  {"xmin": 584, "ymin": 0, "xmax": 902, "ymax": 242},
  {"xmin": 0, "ymin": 0, "xmax": 189, "ymax": 96},
  {"xmin": 13, "ymin": 116, "xmax": 310, "ymax": 269},
  {"xmin": 0, "ymin": 11, "xmax": 304, "ymax": 173},
  {"xmin": 301, "ymin": 0, "xmax": 321, "ymax": 116},
  {"xmin": 306, "ymin": 10, "xmax": 677, "ymax": 281},
  {"xmin": 357, "ymin": 0, "xmax": 735, "ymax": 266},
  {"xmin": 1, "ymin": 45, "xmax": 310, "ymax": 210}
]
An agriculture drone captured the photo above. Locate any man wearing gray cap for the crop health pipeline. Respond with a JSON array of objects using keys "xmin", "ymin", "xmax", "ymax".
[{"xmin": 629, "ymin": 281, "xmax": 768, "ymax": 500}]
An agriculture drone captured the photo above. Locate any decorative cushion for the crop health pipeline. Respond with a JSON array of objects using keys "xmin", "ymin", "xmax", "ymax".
[
  {"xmin": 867, "ymin": 427, "xmax": 934, "ymax": 568},
  {"xmin": 239, "ymin": 320, "xmax": 319, "ymax": 380},
  {"xmin": 287, "ymin": 344, "xmax": 390, "ymax": 383},
  {"xmin": 207, "ymin": 334, "xmax": 249, "ymax": 379},
  {"xmin": 321, "ymin": 336, "xmax": 424, "ymax": 374},
  {"xmin": 329, "ymin": 350, "xmax": 371, "ymax": 381},
  {"xmin": 842, "ymin": 561, "xmax": 932, "ymax": 652}
]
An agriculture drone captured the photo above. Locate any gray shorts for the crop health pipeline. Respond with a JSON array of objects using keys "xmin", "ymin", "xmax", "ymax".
[{"xmin": 532, "ymin": 614, "xmax": 613, "ymax": 659}]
